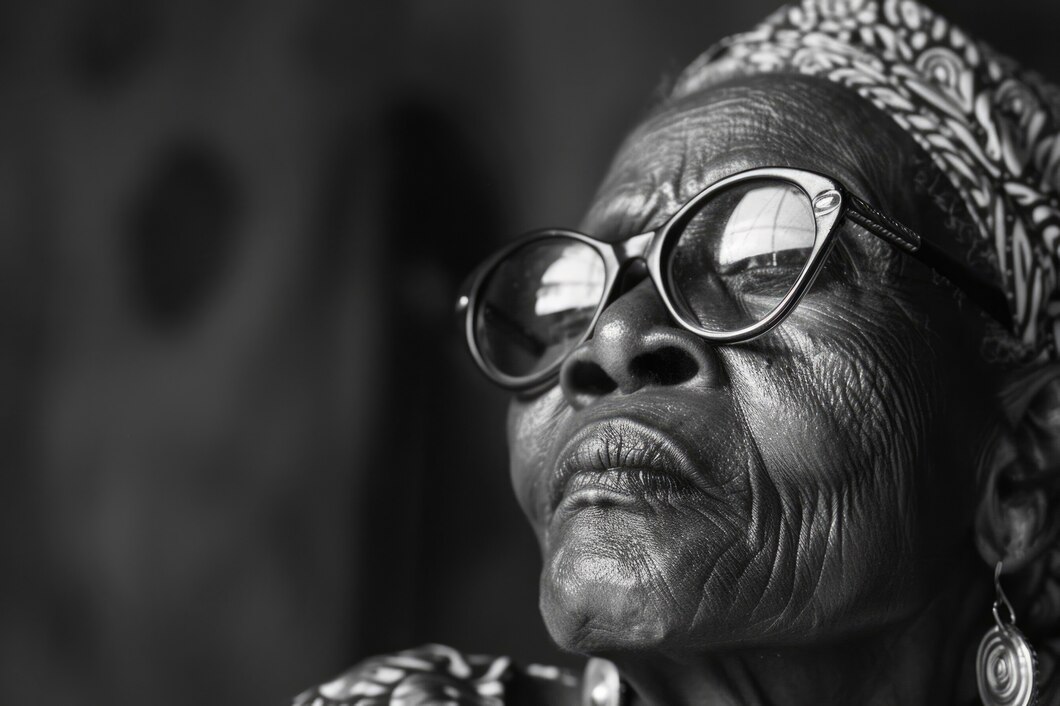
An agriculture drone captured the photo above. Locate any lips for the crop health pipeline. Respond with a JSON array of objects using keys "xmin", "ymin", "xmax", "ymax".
[{"xmin": 549, "ymin": 417, "xmax": 705, "ymax": 513}]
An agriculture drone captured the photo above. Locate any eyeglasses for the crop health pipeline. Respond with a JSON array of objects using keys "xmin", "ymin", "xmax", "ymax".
[{"xmin": 457, "ymin": 166, "xmax": 1011, "ymax": 390}]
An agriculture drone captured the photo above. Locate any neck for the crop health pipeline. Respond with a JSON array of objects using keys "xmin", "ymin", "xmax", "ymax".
[{"xmin": 611, "ymin": 574, "xmax": 991, "ymax": 706}]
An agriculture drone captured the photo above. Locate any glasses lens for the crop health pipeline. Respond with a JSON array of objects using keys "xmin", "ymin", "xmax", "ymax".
[
  {"xmin": 667, "ymin": 179, "xmax": 817, "ymax": 334},
  {"xmin": 474, "ymin": 237, "xmax": 606, "ymax": 380}
]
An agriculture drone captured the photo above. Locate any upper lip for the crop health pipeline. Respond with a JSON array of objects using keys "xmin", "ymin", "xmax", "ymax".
[{"xmin": 548, "ymin": 416, "xmax": 703, "ymax": 511}]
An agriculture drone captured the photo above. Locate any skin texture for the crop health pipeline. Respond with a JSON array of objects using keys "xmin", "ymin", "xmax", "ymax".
[{"xmin": 506, "ymin": 74, "xmax": 1010, "ymax": 705}]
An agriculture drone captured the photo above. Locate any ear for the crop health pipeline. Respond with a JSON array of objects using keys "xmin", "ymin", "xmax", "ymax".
[{"xmin": 975, "ymin": 362, "xmax": 1060, "ymax": 572}]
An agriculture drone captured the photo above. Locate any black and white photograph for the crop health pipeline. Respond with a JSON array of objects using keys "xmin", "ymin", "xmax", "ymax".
[{"xmin": 4, "ymin": 1, "xmax": 1060, "ymax": 704}]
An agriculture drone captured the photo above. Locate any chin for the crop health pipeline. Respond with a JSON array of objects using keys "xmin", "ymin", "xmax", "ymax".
[
  {"xmin": 540, "ymin": 567, "xmax": 672, "ymax": 655},
  {"xmin": 538, "ymin": 505, "xmax": 703, "ymax": 656},
  {"xmin": 536, "ymin": 500, "xmax": 853, "ymax": 657}
]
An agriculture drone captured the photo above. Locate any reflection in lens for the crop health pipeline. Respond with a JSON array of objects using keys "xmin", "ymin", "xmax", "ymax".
[
  {"xmin": 668, "ymin": 179, "xmax": 816, "ymax": 333},
  {"xmin": 475, "ymin": 238, "xmax": 605, "ymax": 379}
]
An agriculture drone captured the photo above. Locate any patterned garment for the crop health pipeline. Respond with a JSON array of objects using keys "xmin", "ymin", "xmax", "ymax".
[
  {"xmin": 674, "ymin": 0, "xmax": 1060, "ymax": 360},
  {"xmin": 292, "ymin": 644, "xmax": 581, "ymax": 706}
]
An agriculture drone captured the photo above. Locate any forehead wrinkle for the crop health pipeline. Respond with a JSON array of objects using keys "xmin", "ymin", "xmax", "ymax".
[
  {"xmin": 580, "ymin": 180, "xmax": 679, "ymax": 237},
  {"xmin": 581, "ymin": 132, "xmax": 685, "ymax": 237},
  {"xmin": 584, "ymin": 94, "xmax": 781, "ymax": 237},
  {"xmin": 586, "ymin": 76, "xmax": 917, "ymax": 272},
  {"xmin": 624, "ymin": 91, "xmax": 787, "ymax": 197}
]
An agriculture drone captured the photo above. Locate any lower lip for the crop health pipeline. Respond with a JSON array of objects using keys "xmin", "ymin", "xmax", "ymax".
[{"xmin": 559, "ymin": 468, "xmax": 695, "ymax": 511}]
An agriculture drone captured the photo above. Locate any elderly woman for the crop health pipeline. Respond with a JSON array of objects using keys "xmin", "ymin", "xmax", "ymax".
[{"xmin": 295, "ymin": 1, "xmax": 1060, "ymax": 704}]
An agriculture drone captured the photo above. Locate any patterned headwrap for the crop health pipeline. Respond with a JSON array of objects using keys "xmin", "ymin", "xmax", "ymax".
[{"xmin": 674, "ymin": 0, "xmax": 1060, "ymax": 360}]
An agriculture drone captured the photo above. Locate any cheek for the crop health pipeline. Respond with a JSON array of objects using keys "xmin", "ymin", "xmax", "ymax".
[
  {"xmin": 700, "ymin": 347, "xmax": 904, "ymax": 635},
  {"xmin": 738, "ymin": 324, "xmax": 930, "ymax": 484},
  {"xmin": 725, "ymin": 300, "xmax": 981, "ymax": 619},
  {"xmin": 507, "ymin": 387, "xmax": 569, "ymax": 534}
]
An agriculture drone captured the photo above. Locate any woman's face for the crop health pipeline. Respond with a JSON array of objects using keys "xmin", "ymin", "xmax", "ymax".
[{"xmin": 507, "ymin": 74, "xmax": 1000, "ymax": 658}]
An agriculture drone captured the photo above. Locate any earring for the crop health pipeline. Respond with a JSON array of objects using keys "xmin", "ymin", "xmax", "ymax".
[{"xmin": 977, "ymin": 561, "xmax": 1039, "ymax": 706}]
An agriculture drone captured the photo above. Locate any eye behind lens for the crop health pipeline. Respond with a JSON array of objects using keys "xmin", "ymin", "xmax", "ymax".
[{"xmin": 666, "ymin": 178, "xmax": 818, "ymax": 333}]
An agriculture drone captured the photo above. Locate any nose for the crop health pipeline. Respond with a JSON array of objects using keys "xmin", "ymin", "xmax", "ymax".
[{"xmin": 559, "ymin": 278, "xmax": 723, "ymax": 409}]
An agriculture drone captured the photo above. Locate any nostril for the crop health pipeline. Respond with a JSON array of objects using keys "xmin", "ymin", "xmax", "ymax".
[
  {"xmin": 565, "ymin": 360, "xmax": 619, "ymax": 397},
  {"xmin": 629, "ymin": 346, "xmax": 698, "ymax": 387}
]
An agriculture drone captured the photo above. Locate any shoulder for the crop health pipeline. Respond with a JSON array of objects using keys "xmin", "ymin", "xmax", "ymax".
[{"xmin": 292, "ymin": 643, "xmax": 581, "ymax": 706}]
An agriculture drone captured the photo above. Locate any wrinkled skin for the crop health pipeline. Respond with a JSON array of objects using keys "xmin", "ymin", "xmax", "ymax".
[{"xmin": 507, "ymin": 74, "xmax": 1005, "ymax": 705}]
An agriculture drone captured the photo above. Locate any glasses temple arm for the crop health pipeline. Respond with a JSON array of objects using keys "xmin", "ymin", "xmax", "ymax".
[{"xmin": 844, "ymin": 193, "xmax": 1014, "ymax": 330}]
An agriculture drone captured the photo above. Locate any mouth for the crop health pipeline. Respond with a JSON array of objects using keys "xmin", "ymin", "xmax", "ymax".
[{"xmin": 549, "ymin": 417, "xmax": 705, "ymax": 514}]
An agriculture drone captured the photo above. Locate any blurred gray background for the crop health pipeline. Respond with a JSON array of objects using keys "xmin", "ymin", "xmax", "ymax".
[{"xmin": 2, "ymin": 1, "xmax": 1058, "ymax": 704}]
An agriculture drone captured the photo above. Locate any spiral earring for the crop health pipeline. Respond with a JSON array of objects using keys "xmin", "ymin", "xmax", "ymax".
[{"xmin": 977, "ymin": 561, "xmax": 1039, "ymax": 706}]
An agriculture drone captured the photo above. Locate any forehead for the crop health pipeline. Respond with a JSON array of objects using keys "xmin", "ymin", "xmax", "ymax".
[{"xmin": 583, "ymin": 73, "xmax": 919, "ymax": 241}]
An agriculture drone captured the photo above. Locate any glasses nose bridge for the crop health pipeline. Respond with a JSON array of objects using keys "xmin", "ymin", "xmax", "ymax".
[
  {"xmin": 604, "ymin": 229, "xmax": 660, "ymax": 311},
  {"xmin": 614, "ymin": 230, "xmax": 656, "ymax": 263}
]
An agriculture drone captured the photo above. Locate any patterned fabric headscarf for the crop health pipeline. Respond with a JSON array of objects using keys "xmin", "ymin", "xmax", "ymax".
[{"xmin": 674, "ymin": 0, "xmax": 1060, "ymax": 360}]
